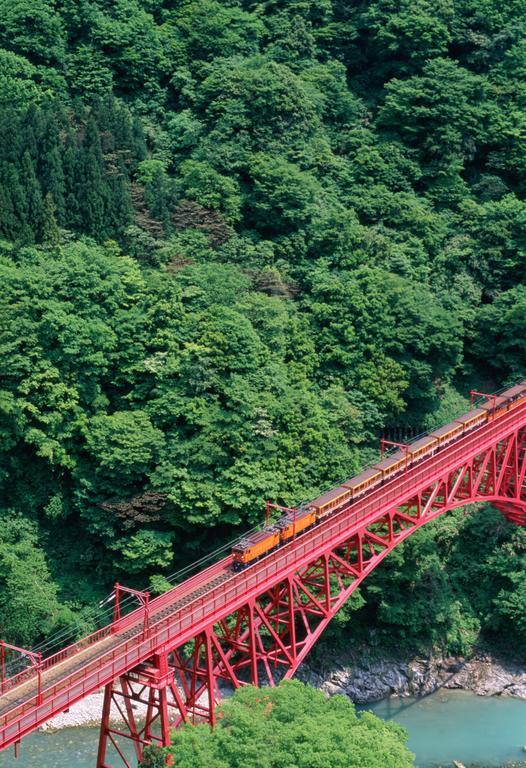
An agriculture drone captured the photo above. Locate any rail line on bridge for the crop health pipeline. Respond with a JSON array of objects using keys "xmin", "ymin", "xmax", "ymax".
[{"xmin": 1, "ymin": 393, "xmax": 526, "ymax": 766}]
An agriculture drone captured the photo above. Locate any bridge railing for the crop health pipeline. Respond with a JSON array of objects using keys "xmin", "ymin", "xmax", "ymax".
[
  {"xmin": 2, "ymin": 400, "xmax": 526, "ymax": 748},
  {"xmin": 0, "ymin": 551, "xmax": 233, "ymax": 702},
  {"xmin": 0, "ymin": 523, "xmax": 263, "ymax": 691},
  {"xmin": 0, "ymin": 625, "xmax": 113, "ymax": 696}
]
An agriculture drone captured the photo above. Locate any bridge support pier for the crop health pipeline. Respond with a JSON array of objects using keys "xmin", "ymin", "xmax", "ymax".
[
  {"xmin": 96, "ymin": 654, "xmax": 175, "ymax": 768},
  {"xmin": 4, "ymin": 418, "xmax": 526, "ymax": 767}
]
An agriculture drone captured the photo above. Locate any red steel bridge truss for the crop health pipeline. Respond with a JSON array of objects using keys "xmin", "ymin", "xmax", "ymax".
[{"xmin": 1, "ymin": 404, "xmax": 526, "ymax": 766}]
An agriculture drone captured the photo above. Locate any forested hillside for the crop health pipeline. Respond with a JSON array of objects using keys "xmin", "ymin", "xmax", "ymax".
[{"xmin": 1, "ymin": 0, "xmax": 526, "ymax": 658}]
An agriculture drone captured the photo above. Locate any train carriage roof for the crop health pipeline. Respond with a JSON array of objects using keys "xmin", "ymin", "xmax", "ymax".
[
  {"xmin": 430, "ymin": 422, "xmax": 462, "ymax": 438},
  {"xmin": 310, "ymin": 485, "xmax": 349, "ymax": 508},
  {"xmin": 500, "ymin": 384, "xmax": 526, "ymax": 400},
  {"xmin": 373, "ymin": 450, "xmax": 407, "ymax": 472},
  {"xmin": 479, "ymin": 395, "xmax": 507, "ymax": 411},
  {"xmin": 342, "ymin": 467, "xmax": 380, "ymax": 489},
  {"xmin": 454, "ymin": 408, "xmax": 485, "ymax": 425},
  {"xmin": 408, "ymin": 435, "xmax": 438, "ymax": 453},
  {"xmin": 277, "ymin": 506, "xmax": 314, "ymax": 523}
]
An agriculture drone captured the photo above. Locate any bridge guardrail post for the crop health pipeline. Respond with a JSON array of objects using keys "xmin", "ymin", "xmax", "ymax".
[
  {"xmin": 36, "ymin": 653, "xmax": 42, "ymax": 707},
  {"xmin": 143, "ymin": 592, "xmax": 150, "ymax": 639}
]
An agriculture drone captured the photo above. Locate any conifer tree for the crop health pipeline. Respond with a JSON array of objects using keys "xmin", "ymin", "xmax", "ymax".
[
  {"xmin": 79, "ymin": 115, "xmax": 107, "ymax": 238},
  {"xmin": 62, "ymin": 138, "xmax": 82, "ymax": 233},
  {"xmin": 0, "ymin": 175, "xmax": 17, "ymax": 240},
  {"xmin": 20, "ymin": 150, "xmax": 44, "ymax": 242},
  {"xmin": 42, "ymin": 192, "xmax": 60, "ymax": 245},
  {"xmin": 106, "ymin": 170, "xmax": 132, "ymax": 237},
  {"xmin": 0, "ymin": 108, "xmax": 22, "ymax": 165},
  {"xmin": 21, "ymin": 104, "xmax": 41, "ymax": 163},
  {"xmin": 131, "ymin": 117, "xmax": 148, "ymax": 169},
  {"xmin": 0, "ymin": 165, "xmax": 29, "ymax": 240},
  {"xmin": 39, "ymin": 108, "xmax": 66, "ymax": 223}
]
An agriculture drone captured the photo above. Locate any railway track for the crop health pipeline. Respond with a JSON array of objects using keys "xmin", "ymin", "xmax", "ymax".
[
  {"xmin": 3, "ymin": 388, "xmax": 526, "ymax": 757},
  {"xmin": 0, "ymin": 568, "xmax": 232, "ymax": 721}
]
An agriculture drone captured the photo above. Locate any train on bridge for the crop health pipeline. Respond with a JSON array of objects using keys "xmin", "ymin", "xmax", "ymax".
[
  {"xmin": 2, "ymin": 379, "xmax": 526, "ymax": 766},
  {"xmin": 232, "ymin": 380, "xmax": 526, "ymax": 569}
]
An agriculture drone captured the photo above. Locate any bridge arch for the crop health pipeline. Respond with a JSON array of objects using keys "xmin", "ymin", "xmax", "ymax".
[
  {"xmin": 148, "ymin": 419, "xmax": 526, "ymax": 746},
  {"xmin": 0, "ymin": 410, "xmax": 525, "ymax": 768},
  {"xmin": 283, "ymin": 492, "xmax": 526, "ymax": 680}
]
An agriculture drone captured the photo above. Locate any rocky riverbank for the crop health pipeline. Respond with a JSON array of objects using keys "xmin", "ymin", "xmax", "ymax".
[
  {"xmin": 39, "ymin": 651, "xmax": 526, "ymax": 731},
  {"xmin": 298, "ymin": 651, "xmax": 526, "ymax": 705}
]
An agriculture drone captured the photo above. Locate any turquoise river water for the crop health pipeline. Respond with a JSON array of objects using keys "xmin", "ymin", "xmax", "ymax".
[{"xmin": 1, "ymin": 689, "xmax": 525, "ymax": 767}]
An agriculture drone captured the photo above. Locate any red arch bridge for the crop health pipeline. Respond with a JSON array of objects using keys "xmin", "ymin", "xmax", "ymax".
[{"xmin": 1, "ymin": 400, "xmax": 526, "ymax": 767}]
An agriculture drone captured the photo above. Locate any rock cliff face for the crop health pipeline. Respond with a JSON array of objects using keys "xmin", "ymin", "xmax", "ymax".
[{"xmin": 298, "ymin": 653, "xmax": 526, "ymax": 704}]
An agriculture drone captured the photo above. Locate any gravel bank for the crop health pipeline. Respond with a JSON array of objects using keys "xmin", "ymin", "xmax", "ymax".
[{"xmin": 39, "ymin": 691, "xmax": 149, "ymax": 731}]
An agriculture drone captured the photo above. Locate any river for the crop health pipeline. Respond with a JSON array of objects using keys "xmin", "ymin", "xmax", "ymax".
[
  {"xmin": 362, "ymin": 690, "xmax": 526, "ymax": 766},
  {"xmin": 1, "ymin": 690, "xmax": 526, "ymax": 767}
]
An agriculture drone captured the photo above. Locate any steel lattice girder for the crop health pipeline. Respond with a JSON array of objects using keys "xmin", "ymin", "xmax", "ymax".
[
  {"xmin": 2, "ymin": 409, "xmax": 526, "ymax": 763},
  {"xmin": 95, "ymin": 426, "xmax": 526, "ymax": 766}
]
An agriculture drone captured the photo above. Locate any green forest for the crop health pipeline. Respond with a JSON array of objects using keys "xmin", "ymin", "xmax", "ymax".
[{"xmin": 1, "ymin": 0, "xmax": 526, "ymax": 664}]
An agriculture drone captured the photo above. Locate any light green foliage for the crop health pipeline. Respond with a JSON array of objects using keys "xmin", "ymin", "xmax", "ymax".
[
  {"xmin": 168, "ymin": 1, "xmax": 263, "ymax": 64},
  {"xmin": 65, "ymin": 45, "xmax": 114, "ymax": 97},
  {"xmin": 457, "ymin": 195, "xmax": 526, "ymax": 295},
  {"xmin": 194, "ymin": 58, "xmax": 321, "ymax": 160},
  {"xmin": 0, "ymin": 244, "xmax": 360, "ymax": 589},
  {"xmin": 248, "ymin": 154, "xmax": 321, "ymax": 232},
  {"xmin": 473, "ymin": 285, "xmax": 526, "ymax": 373},
  {"xmin": 85, "ymin": 412, "xmax": 165, "ymax": 481},
  {"xmin": 0, "ymin": 51, "xmax": 43, "ymax": 107},
  {"xmin": 141, "ymin": 681, "xmax": 415, "ymax": 768},
  {"xmin": 303, "ymin": 265, "xmax": 463, "ymax": 419},
  {"xmin": 117, "ymin": 530, "xmax": 174, "ymax": 573},
  {"xmin": 177, "ymin": 160, "xmax": 242, "ymax": 223},
  {"xmin": 363, "ymin": 0, "xmax": 453, "ymax": 70},
  {"xmin": 0, "ymin": 513, "xmax": 73, "ymax": 645},
  {"xmin": 91, "ymin": 0, "xmax": 171, "ymax": 92},
  {"xmin": 423, "ymin": 384, "xmax": 470, "ymax": 431},
  {"xmin": 0, "ymin": 0, "xmax": 65, "ymax": 66},
  {"xmin": 148, "ymin": 574, "xmax": 173, "ymax": 595},
  {"xmin": 378, "ymin": 59, "xmax": 487, "ymax": 170}
]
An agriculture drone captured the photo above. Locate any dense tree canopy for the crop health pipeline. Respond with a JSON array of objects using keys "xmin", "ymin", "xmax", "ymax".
[
  {"xmin": 140, "ymin": 681, "xmax": 415, "ymax": 768},
  {"xmin": 0, "ymin": 0, "xmax": 525, "ymax": 670}
]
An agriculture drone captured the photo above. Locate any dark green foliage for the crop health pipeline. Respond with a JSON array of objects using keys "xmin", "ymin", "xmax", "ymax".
[
  {"xmin": 351, "ymin": 505, "xmax": 526, "ymax": 657},
  {"xmin": 1, "ymin": 0, "xmax": 526, "ymax": 664},
  {"xmin": 0, "ymin": 99, "xmax": 139, "ymax": 243},
  {"xmin": 141, "ymin": 681, "xmax": 415, "ymax": 768}
]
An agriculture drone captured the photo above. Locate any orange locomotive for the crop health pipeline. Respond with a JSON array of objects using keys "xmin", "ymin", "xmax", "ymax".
[
  {"xmin": 231, "ymin": 380, "xmax": 526, "ymax": 570},
  {"xmin": 276, "ymin": 506, "xmax": 317, "ymax": 542},
  {"xmin": 232, "ymin": 528, "xmax": 280, "ymax": 571}
]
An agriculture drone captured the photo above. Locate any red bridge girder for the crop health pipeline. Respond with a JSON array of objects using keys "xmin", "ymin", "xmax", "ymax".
[{"xmin": 2, "ymin": 405, "xmax": 526, "ymax": 766}]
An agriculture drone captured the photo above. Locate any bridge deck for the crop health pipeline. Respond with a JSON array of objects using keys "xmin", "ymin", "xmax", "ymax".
[
  {"xmin": 0, "ymin": 559, "xmax": 231, "ymax": 719},
  {"xmin": 1, "ymin": 400, "xmax": 526, "ymax": 752}
]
